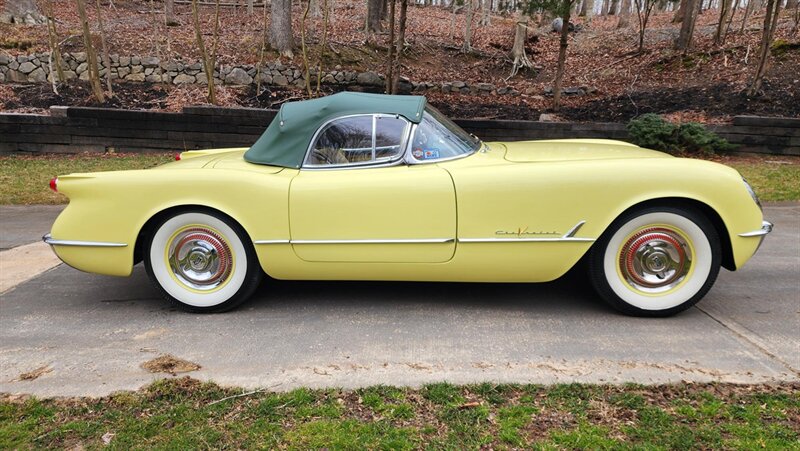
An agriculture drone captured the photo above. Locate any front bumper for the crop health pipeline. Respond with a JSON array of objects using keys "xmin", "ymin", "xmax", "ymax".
[{"xmin": 738, "ymin": 220, "xmax": 773, "ymax": 254}]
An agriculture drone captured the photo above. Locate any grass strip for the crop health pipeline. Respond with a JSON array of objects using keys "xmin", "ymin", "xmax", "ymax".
[{"xmin": 1, "ymin": 378, "xmax": 798, "ymax": 449}]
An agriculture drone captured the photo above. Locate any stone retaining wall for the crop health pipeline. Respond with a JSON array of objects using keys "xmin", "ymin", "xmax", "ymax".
[{"xmin": 0, "ymin": 52, "xmax": 535, "ymax": 96}]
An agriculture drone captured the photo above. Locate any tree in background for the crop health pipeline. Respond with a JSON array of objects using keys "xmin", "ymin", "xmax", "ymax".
[
  {"xmin": 95, "ymin": 0, "xmax": 113, "ymax": 98},
  {"xmin": 509, "ymin": 18, "xmax": 534, "ymax": 77},
  {"xmin": 44, "ymin": 0, "xmax": 65, "ymax": 92},
  {"xmin": 748, "ymin": 0, "xmax": 781, "ymax": 96},
  {"xmin": 529, "ymin": 0, "xmax": 578, "ymax": 109},
  {"xmin": 1, "ymin": 0, "xmax": 46, "ymax": 24},
  {"xmin": 607, "ymin": 0, "xmax": 619, "ymax": 14},
  {"xmin": 617, "ymin": 0, "xmax": 632, "ymax": 28},
  {"xmin": 578, "ymin": 0, "xmax": 594, "ymax": 19},
  {"xmin": 367, "ymin": 0, "xmax": 383, "ymax": 32},
  {"xmin": 165, "ymin": 0, "xmax": 179, "ymax": 26},
  {"xmin": 463, "ymin": 0, "xmax": 475, "ymax": 53},
  {"xmin": 192, "ymin": 0, "xmax": 221, "ymax": 103},
  {"xmin": 633, "ymin": 0, "xmax": 659, "ymax": 53},
  {"xmin": 674, "ymin": 0, "xmax": 699, "ymax": 51},
  {"xmin": 271, "ymin": 0, "xmax": 294, "ymax": 57},
  {"xmin": 75, "ymin": 0, "xmax": 105, "ymax": 102},
  {"xmin": 713, "ymin": 0, "xmax": 734, "ymax": 45}
]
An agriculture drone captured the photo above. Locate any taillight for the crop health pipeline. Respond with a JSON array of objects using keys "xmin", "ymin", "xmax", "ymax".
[
  {"xmin": 49, "ymin": 177, "xmax": 58, "ymax": 192},
  {"xmin": 175, "ymin": 153, "xmax": 182, "ymax": 161}
]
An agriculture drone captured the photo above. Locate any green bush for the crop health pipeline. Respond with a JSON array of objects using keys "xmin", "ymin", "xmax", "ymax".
[
  {"xmin": 626, "ymin": 114, "xmax": 734, "ymax": 155},
  {"xmin": 626, "ymin": 113, "xmax": 678, "ymax": 153}
]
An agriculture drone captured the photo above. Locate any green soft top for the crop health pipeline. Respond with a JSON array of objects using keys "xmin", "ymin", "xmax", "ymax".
[{"xmin": 244, "ymin": 92, "xmax": 427, "ymax": 168}]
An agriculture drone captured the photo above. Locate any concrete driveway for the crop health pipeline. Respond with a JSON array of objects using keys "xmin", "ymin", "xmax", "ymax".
[{"xmin": 1, "ymin": 204, "xmax": 798, "ymax": 397}]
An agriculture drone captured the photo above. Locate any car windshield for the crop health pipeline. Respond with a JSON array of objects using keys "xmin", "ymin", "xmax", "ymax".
[{"xmin": 410, "ymin": 106, "xmax": 481, "ymax": 162}]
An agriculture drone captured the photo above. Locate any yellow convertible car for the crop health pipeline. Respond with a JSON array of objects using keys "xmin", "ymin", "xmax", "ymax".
[{"xmin": 44, "ymin": 93, "xmax": 772, "ymax": 316}]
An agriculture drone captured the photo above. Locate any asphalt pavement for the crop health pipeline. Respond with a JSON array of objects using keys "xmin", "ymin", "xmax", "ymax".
[{"xmin": 0, "ymin": 204, "xmax": 798, "ymax": 397}]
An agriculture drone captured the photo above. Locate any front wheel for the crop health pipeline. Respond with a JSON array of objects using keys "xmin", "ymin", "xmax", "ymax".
[
  {"xmin": 144, "ymin": 210, "xmax": 262, "ymax": 313},
  {"xmin": 588, "ymin": 206, "xmax": 721, "ymax": 317}
]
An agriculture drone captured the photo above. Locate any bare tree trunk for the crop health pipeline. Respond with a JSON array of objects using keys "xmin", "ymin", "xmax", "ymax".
[
  {"xmin": 607, "ymin": 0, "xmax": 619, "ymax": 14},
  {"xmin": 270, "ymin": 0, "xmax": 294, "ymax": 57},
  {"xmin": 309, "ymin": 0, "xmax": 321, "ymax": 17},
  {"xmin": 316, "ymin": 0, "xmax": 329, "ymax": 95},
  {"xmin": 463, "ymin": 0, "xmax": 474, "ymax": 53},
  {"xmin": 674, "ymin": 0, "xmax": 700, "ymax": 50},
  {"xmin": 75, "ymin": 0, "xmax": 105, "ymax": 103},
  {"xmin": 739, "ymin": 0, "xmax": 754, "ymax": 32},
  {"xmin": 94, "ymin": 0, "xmax": 113, "ymax": 97},
  {"xmin": 748, "ymin": 0, "xmax": 780, "ymax": 95},
  {"xmin": 386, "ymin": 0, "xmax": 396, "ymax": 94},
  {"xmin": 634, "ymin": 0, "xmax": 656, "ymax": 53},
  {"xmin": 192, "ymin": 0, "xmax": 215, "ymax": 103},
  {"xmin": 165, "ymin": 0, "xmax": 178, "ymax": 25},
  {"xmin": 480, "ymin": 0, "xmax": 491, "ymax": 25},
  {"xmin": 713, "ymin": 0, "xmax": 733, "ymax": 44},
  {"xmin": 396, "ymin": 0, "xmax": 408, "ymax": 54},
  {"xmin": 256, "ymin": 0, "xmax": 268, "ymax": 94},
  {"xmin": 247, "ymin": 0, "xmax": 254, "ymax": 14},
  {"xmin": 301, "ymin": 0, "xmax": 313, "ymax": 96},
  {"xmin": 1, "ymin": 0, "xmax": 46, "ymax": 24},
  {"xmin": 617, "ymin": 0, "xmax": 632, "ymax": 27},
  {"xmin": 367, "ymin": 0, "xmax": 383, "ymax": 32},
  {"xmin": 44, "ymin": 0, "xmax": 65, "ymax": 88},
  {"xmin": 509, "ymin": 19, "xmax": 533, "ymax": 77},
  {"xmin": 672, "ymin": 0, "xmax": 685, "ymax": 22},
  {"xmin": 579, "ymin": 0, "xmax": 593, "ymax": 16},
  {"xmin": 553, "ymin": 7, "xmax": 571, "ymax": 110}
]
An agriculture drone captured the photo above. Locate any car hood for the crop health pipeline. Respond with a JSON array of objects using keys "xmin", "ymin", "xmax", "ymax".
[{"xmin": 502, "ymin": 139, "xmax": 670, "ymax": 163}]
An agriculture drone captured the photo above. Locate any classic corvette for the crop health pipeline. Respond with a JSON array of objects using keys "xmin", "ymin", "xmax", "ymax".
[{"xmin": 44, "ymin": 92, "xmax": 772, "ymax": 316}]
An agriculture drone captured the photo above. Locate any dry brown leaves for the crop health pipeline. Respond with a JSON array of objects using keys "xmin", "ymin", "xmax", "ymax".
[{"xmin": 140, "ymin": 354, "xmax": 201, "ymax": 375}]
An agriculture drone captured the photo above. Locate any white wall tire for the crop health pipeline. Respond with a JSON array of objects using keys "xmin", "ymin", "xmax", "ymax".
[
  {"xmin": 144, "ymin": 210, "xmax": 262, "ymax": 312},
  {"xmin": 589, "ymin": 206, "xmax": 721, "ymax": 317}
]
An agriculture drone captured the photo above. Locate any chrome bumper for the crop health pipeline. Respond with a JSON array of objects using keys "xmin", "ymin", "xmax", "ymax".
[
  {"xmin": 738, "ymin": 221, "xmax": 773, "ymax": 255},
  {"xmin": 42, "ymin": 233, "xmax": 127, "ymax": 247},
  {"xmin": 738, "ymin": 221, "xmax": 773, "ymax": 238}
]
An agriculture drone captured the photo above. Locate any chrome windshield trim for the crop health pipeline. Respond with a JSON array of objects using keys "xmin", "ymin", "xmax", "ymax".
[
  {"xmin": 291, "ymin": 238, "xmax": 455, "ymax": 245},
  {"xmin": 459, "ymin": 220, "xmax": 594, "ymax": 243},
  {"xmin": 42, "ymin": 233, "xmax": 127, "ymax": 247},
  {"xmin": 738, "ymin": 221, "xmax": 773, "ymax": 237}
]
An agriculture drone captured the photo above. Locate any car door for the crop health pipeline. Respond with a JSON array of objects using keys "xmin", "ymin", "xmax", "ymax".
[{"xmin": 288, "ymin": 114, "xmax": 457, "ymax": 263}]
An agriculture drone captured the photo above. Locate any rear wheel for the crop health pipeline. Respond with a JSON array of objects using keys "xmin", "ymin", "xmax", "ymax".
[
  {"xmin": 588, "ymin": 206, "xmax": 721, "ymax": 317},
  {"xmin": 144, "ymin": 210, "xmax": 262, "ymax": 313}
]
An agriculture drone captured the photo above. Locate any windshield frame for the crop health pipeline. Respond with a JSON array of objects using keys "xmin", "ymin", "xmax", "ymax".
[{"xmin": 404, "ymin": 106, "xmax": 482, "ymax": 165}]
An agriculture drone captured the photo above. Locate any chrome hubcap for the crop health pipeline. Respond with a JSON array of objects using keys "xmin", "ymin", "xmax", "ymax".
[
  {"xmin": 168, "ymin": 228, "xmax": 232, "ymax": 290},
  {"xmin": 619, "ymin": 227, "xmax": 691, "ymax": 293}
]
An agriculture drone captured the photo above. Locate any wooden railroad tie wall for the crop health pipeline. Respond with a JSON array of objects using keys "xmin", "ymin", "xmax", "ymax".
[{"xmin": 1, "ymin": 107, "xmax": 798, "ymax": 156}]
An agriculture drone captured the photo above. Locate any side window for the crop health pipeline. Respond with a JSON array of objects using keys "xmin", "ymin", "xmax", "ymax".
[
  {"xmin": 375, "ymin": 116, "xmax": 407, "ymax": 162},
  {"xmin": 305, "ymin": 115, "xmax": 408, "ymax": 167}
]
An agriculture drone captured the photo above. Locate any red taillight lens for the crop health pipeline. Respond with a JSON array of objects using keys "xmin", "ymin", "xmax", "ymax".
[
  {"xmin": 49, "ymin": 177, "xmax": 58, "ymax": 192},
  {"xmin": 175, "ymin": 153, "xmax": 182, "ymax": 161}
]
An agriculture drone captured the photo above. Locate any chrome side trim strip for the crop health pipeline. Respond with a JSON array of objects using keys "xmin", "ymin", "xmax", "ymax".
[
  {"xmin": 254, "ymin": 238, "xmax": 454, "ymax": 245},
  {"xmin": 459, "ymin": 220, "xmax": 595, "ymax": 243},
  {"xmin": 458, "ymin": 237, "xmax": 595, "ymax": 243},
  {"xmin": 738, "ymin": 221, "xmax": 773, "ymax": 237},
  {"xmin": 291, "ymin": 238, "xmax": 455, "ymax": 245},
  {"xmin": 42, "ymin": 233, "xmax": 127, "ymax": 248}
]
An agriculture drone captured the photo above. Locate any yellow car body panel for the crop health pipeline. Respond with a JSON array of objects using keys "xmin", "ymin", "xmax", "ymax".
[{"xmin": 47, "ymin": 140, "xmax": 766, "ymax": 282}]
